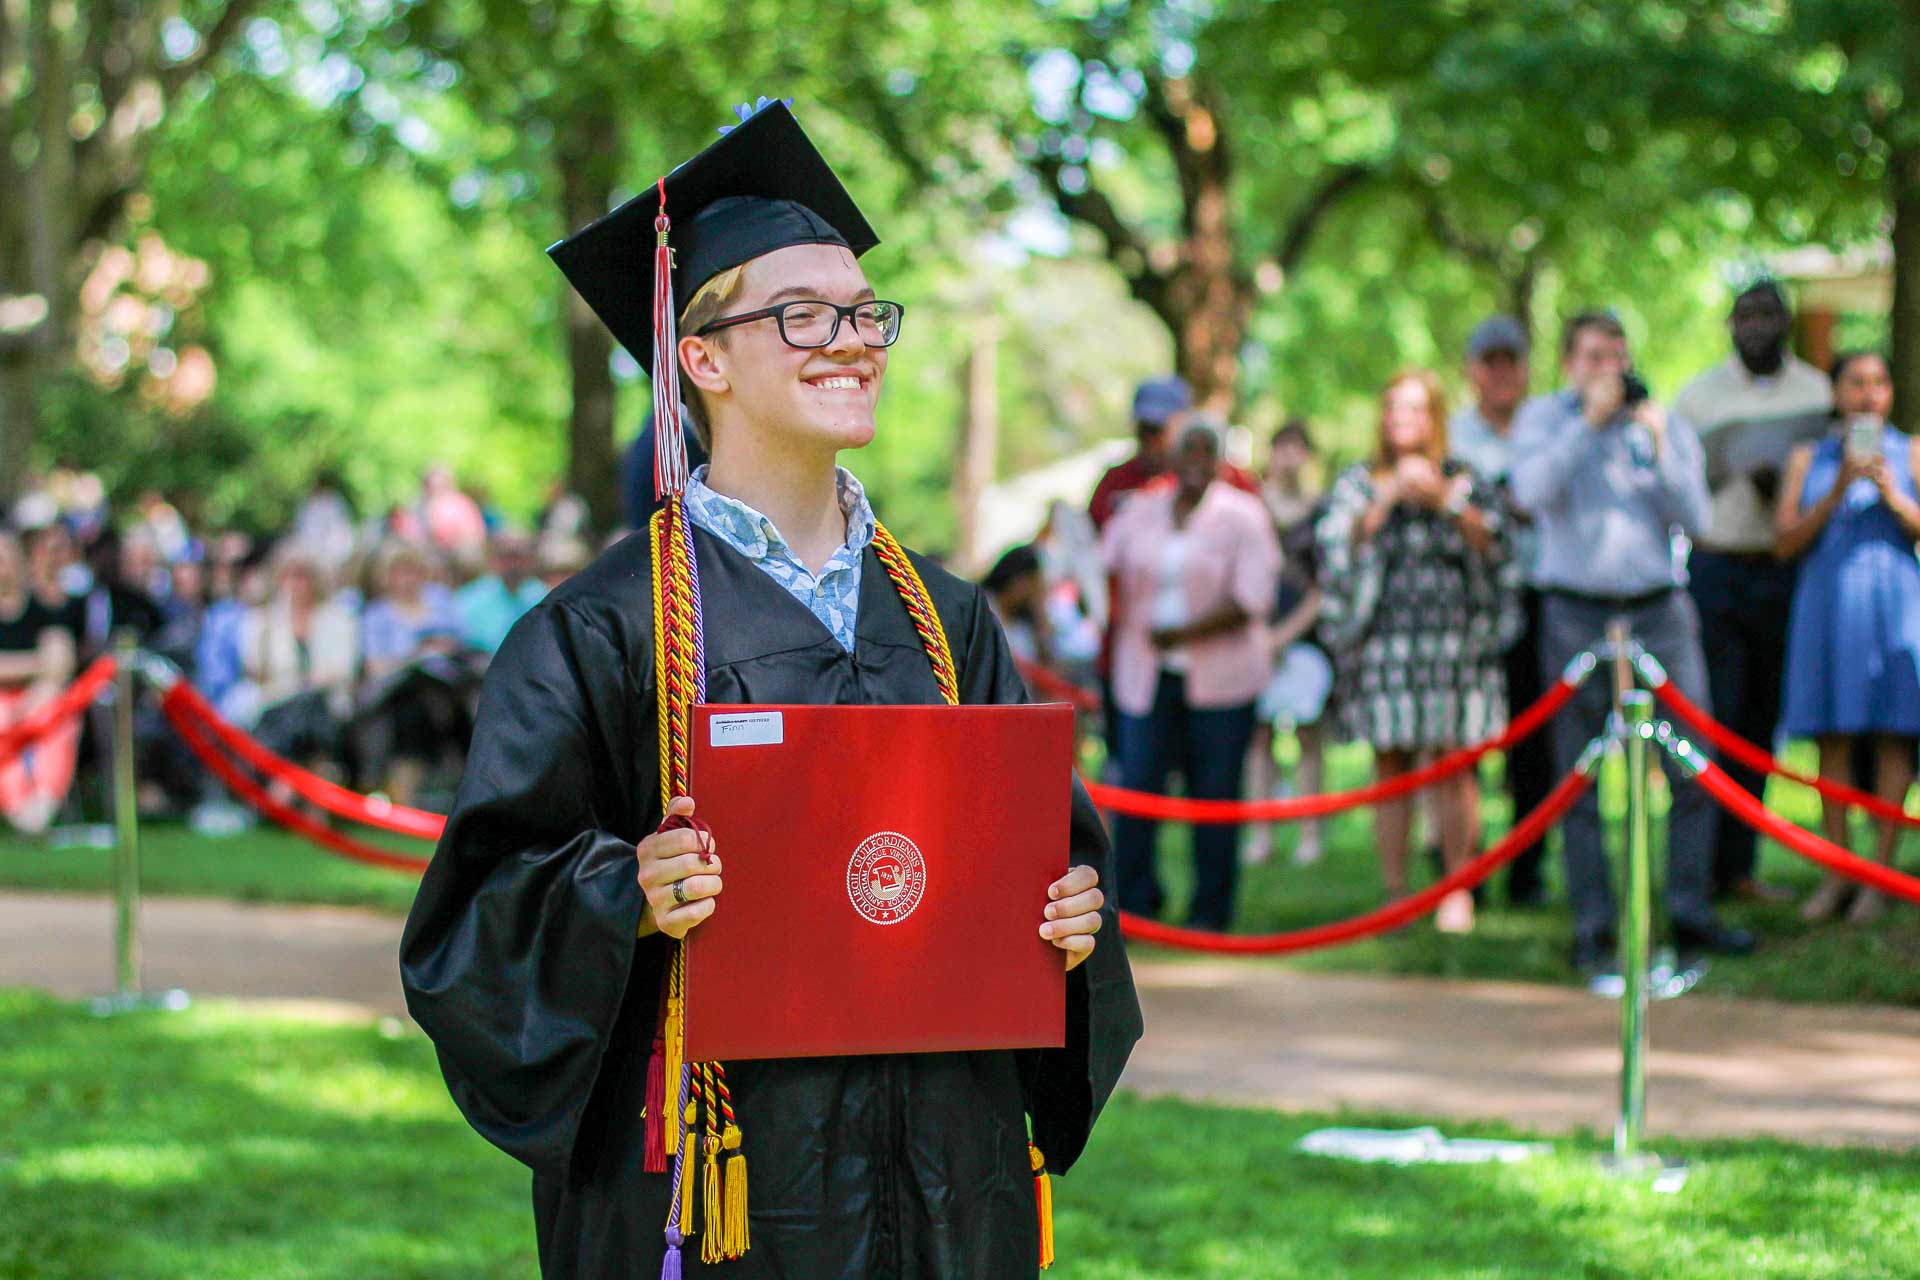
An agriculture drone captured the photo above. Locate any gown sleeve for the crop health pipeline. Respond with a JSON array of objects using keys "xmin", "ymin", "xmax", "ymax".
[
  {"xmin": 399, "ymin": 597, "xmax": 667, "ymax": 1175},
  {"xmin": 953, "ymin": 583, "xmax": 1144, "ymax": 1175}
]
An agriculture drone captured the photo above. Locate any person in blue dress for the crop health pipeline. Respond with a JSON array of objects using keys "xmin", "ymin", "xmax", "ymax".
[{"xmin": 1776, "ymin": 351, "xmax": 1920, "ymax": 923}]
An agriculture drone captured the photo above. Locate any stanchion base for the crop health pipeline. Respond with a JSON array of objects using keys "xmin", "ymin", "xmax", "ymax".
[
  {"xmin": 1585, "ymin": 958, "xmax": 1706, "ymax": 1001},
  {"xmin": 89, "ymin": 989, "xmax": 191, "ymax": 1017},
  {"xmin": 46, "ymin": 823, "xmax": 117, "ymax": 849},
  {"xmin": 1598, "ymin": 1151, "xmax": 1689, "ymax": 1192}
]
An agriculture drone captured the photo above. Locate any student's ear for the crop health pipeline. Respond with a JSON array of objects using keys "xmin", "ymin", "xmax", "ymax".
[{"xmin": 680, "ymin": 335, "xmax": 730, "ymax": 397}]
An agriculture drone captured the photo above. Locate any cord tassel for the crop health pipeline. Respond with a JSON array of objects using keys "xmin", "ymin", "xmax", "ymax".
[
  {"xmin": 662, "ymin": 986, "xmax": 684, "ymax": 1157},
  {"xmin": 679, "ymin": 1101, "xmax": 698, "ymax": 1236},
  {"xmin": 660, "ymin": 1227, "xmax": 684, "ymax": 1280},
  {"xmin": 642, "ymin": 1035, "xmax": 666, "ymax": 1173},
  {"xmin": 1030, "ymin": 1144, "xmax": 1055, "ymax": 1270},
  {"xmin": 721, "ymin": 1123, "xmax": 750, "ymax": 1258},
  {"xmin": 700, "ymin": 1131, "xmax": 725, "ymax": 1264}
]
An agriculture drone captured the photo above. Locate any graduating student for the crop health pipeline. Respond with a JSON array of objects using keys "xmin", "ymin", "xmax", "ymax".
[{"xmin": 399, "ymin": 101, "xmax": 1142, "ymax": 1279}]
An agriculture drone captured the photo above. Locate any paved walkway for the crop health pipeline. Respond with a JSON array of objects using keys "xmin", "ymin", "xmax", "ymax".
[{"xmin": 7, "ymin": 892, "xmax": 1918, "ymax": 1148}]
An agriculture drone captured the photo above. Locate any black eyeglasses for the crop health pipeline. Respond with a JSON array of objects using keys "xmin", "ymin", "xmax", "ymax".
[{"xmin": 694, "ymin": 298, "xmax": 905, "ymax": 349}]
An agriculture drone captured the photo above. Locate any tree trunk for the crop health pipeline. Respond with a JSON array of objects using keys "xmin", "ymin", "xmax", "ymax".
[
  {"xmin": 1157, "ymin": 78, "xmax": 1249, "ymax": 412},
  {"xmin": 1893, "ymin": 3, "xmax": 1920, "ymax": 434},
  {"xmin": 0, "ymin": 348, "xmax": 46, "ymax": 499},
  {"xmin": 1893, "ymin": 142, "xmax": 1920, "ymax": 436},
  {"xmin": 1508, "ymin": 257, "xmax": 1539, "ymax": 343},
  {"xmin": 555, "ymin": 102, "xmax": 621, "ymax": 534},
  {"xmin": 950, "ymin": 318, "xmax": 999, "ymax": 574},
  {"xmin": 1169, "ymin": 176, "xmax": 1250, "ymax": 413}
]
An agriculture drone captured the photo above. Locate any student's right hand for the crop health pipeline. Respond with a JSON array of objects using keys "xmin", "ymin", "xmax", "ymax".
[{"xmin": 635, "ymin": 795, "xmax": 723, "ymax": 939}]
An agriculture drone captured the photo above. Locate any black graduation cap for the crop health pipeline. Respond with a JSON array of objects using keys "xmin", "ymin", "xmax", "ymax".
[{"xmin": 547, "ymin": 100, "xmax": 879, "ymax": 374}]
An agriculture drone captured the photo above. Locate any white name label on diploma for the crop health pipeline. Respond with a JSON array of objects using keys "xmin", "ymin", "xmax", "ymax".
[{"xmin": 709, "ymin": 711, "xmax": 785, "ymax": 748}]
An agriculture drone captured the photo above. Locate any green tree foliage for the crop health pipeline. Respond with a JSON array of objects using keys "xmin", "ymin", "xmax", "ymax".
[
  {"xmin": 1, "ymin": 0, "xmax": 265, "ymax": 499},
  {"xmin": 9, "ymin": 0, "xmax": 1913, "ymax": 543}
]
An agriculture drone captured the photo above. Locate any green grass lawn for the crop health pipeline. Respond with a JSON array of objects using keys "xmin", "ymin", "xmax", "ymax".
[
  {"xmin": 2, "ymin": 988, "xmax": 1914, "ymax": 1280},
  {"xmin": 2, "ymin": 742, "xmax": 1916, "ymax": 1005}
]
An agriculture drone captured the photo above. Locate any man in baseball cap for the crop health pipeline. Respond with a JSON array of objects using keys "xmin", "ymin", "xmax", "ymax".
[
  {"xmin": 1088, "ymin": 375, "xmax": 1193, "ymax": 529},
  {"xmin": 1447, "ymin": 316, "xmax": 1551, "ymax": 907}
]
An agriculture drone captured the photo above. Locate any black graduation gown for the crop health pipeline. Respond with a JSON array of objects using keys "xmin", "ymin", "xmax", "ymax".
[{"xmin": 400, "ymin": 525, "xmax": 1143, "ymax": 1279}]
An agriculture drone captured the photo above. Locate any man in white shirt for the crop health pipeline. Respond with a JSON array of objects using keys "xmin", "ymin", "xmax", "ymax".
[{"xmin": 1672, "ymin": 282, "xmax": 1832, "ymax": 902}]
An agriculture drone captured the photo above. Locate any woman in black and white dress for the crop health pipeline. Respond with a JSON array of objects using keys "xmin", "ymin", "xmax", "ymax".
[{"xmin": 1317, "ymin": 369, "xmax": 1516, "ymax": 933}]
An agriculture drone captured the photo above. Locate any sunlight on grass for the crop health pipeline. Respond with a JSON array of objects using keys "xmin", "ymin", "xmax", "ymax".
[{"xmin": 1, "ymin": 992, "xmax": 1916, "ymax": 1279}]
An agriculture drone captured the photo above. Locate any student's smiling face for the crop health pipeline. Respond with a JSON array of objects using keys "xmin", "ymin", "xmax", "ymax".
[{"xmin": 684, "ymin": 243, "xmax": 889, "ymax": 457}]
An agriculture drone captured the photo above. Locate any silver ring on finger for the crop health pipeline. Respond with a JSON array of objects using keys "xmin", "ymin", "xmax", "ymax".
[{"xmin": 672, "ymin": 878, "xmax": 690, "ymax": 907}]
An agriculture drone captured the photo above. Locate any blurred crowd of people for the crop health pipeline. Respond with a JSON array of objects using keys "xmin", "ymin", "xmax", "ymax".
[
  {"xmin": 0, "ymin": 465, "xmax": 594, "ymax": 826},
  {"xmin": 988, "ymin": 283, "xmax": 1920, "ymax": 971},
  {"xmin": 5, "ymin": 282, "xmax": 1913, "ymax": 974}
]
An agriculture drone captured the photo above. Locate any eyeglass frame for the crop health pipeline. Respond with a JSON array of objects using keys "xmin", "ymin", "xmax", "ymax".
[{"xmin": 691, "ymin": 298, "xmax": 906, "ymax": 349}]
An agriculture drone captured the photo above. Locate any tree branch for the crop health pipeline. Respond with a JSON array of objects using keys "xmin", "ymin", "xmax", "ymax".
[
  {"xmin": 1421, "ymin": 197, "xmax": 1502, "ymax": 267},
  {"xmin": 1138, "ymin": 69, "xmax": 1233, "ymax": 238},
  {"xmin": 1032, "ymin": 151, "xmax": 1173, "ymax": 329},
  {"xmin": 1274, "ymin": 163, "xmax": 1372, "ymax": 273}
]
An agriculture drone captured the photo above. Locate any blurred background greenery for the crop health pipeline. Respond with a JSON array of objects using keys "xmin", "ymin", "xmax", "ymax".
[{"xmin": 3, "ymin": 0, "xmax": 1915, "ymax": 554}]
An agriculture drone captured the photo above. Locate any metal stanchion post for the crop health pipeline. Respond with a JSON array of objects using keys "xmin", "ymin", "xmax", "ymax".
[
  {"xmin": 1625, "ymin": 643, "xmax": 1705, "ymax": 1002},
  {"xmin": 1615, "ymin": 689, "xmax": 1654, "ymax": 1162},
  {"xmin": 1599, "ymin": 687, "xmax": 1685, "ymax": 1185},
  {"xmin": 92, "ymin": 634, "xmax": 188, "ymax": 1016}
]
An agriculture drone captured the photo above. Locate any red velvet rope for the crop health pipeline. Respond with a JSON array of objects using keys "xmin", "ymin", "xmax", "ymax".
[
  {"xmin": 1688, "ymin": 760, "xmax": 1920, "ymax": 903},
  {"xmin": 1087, "ymin": 675, "xmax": 1578, "ymax": 823},
  {"xmin": 1118, "ymin": 764, "xmax": 1592, "ymax": 953},
  {"xmin": 1014, "ymin": 658, "xmax": 1101, "ymax": 713},
  {"xmin": 1650, "ymin": 678, "xmax": 1920, "ymax": 831},
  {"xmin": 0, "ymin": 656, "xmax": 116, "ymax": 764},
  {"xmin": 164, "ymin": 679, "xmax": 448, "ymax": 840},
  {"xmin": 160, "ymin": 687, "xmax": 432, "ymax": 875}
]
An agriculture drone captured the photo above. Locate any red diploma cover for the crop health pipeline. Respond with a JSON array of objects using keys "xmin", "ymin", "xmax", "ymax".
[{"xmin": 683, "ymin": 702, "xmax": 1074, "ymax": 1061}]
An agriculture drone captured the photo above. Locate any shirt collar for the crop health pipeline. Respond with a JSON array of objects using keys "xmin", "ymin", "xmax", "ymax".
[
  {"xmin": 1726, "ymin": 351, "xmax": 1785, "ymax": 388},
  {"xmin": 684, "ymin": 465, "xmax": 876, "ymax": 564}
]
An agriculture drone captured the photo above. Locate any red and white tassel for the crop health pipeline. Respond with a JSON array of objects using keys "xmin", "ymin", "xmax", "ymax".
[
  {"xmin": 652, "ymin": 176, "xmax": 689, "ymax": 500},
  {"xmin": 642, "ymin": 1034, "xmax": 666, "ymax": 1173}
]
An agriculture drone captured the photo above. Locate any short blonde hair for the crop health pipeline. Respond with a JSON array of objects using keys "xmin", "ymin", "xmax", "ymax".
[{"xmin": 676, "ymin": 264, "xmax": 750, "ymax": 450}]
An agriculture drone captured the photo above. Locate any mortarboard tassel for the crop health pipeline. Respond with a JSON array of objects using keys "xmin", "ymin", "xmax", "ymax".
[
  {"xmin": 642, "ymin": 1034, "xmax": 666, "ymax": 1173},
  {"xmin": 652, "ymin": 176, "xmax": 690, "ymax": 500},
  {"xmin": 721, "ymin": 1123, "xmax": 750, "ymax": 1257},
  {"xmin": 1030, "ymin": 1144, "xmax": 1055, "ymax": 1271}
]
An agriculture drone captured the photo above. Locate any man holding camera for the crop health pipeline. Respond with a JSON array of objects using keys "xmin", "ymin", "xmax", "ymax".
[
  {"xmin": 1511, "ymin": 310, "xmax": 1754, "ymax": 973},
  {"xmin": 1672, "ymin": 281, "xmax": 1832, "ymax": 903}
]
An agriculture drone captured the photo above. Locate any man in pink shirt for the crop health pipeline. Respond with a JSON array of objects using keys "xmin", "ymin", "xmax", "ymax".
[{"xmin": 1100, "ymin": 420, "xmax": 1280, "ymax": 928}]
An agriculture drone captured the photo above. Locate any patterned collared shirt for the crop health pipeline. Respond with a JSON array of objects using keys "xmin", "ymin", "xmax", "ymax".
[{"xmin": 683, "ymin": 465, "xmax": 876, "ymax": 653}]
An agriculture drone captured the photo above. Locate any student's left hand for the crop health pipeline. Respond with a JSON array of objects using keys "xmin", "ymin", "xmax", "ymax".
[{"xmin": 1041, "ymin": 864, "xmax": 1104, "ymax": 971}]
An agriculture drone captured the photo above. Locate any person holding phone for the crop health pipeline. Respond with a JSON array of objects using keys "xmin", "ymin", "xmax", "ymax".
[
  {"xmin": 1776, "ymin": 351, "xmax": 1920, "ymax": 923},
  {"xmin": 1510, "ymin": 309, "xmax": 1749, "ymax": 973},
  {"xmin": 1674, "ymin": 282, "xmax": 1833, "ymax": 904}
]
